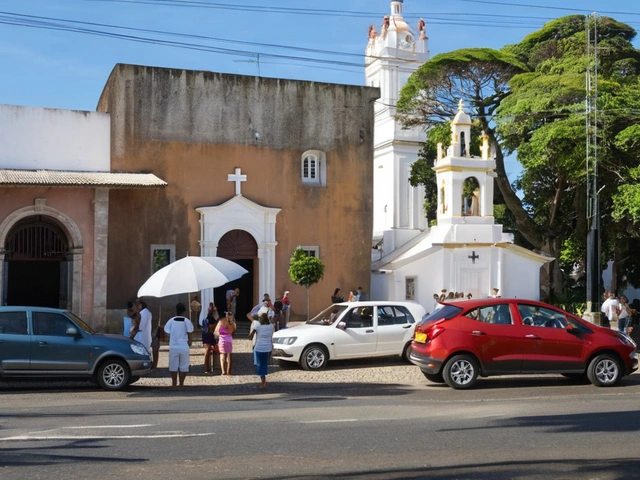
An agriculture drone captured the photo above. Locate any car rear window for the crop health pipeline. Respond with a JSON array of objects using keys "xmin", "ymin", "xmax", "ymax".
[{"xmin": 419, "ymin": 305, "xmax": 462, "ymax": 325}]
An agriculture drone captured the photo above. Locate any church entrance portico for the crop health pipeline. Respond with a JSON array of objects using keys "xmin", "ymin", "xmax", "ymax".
[{"xmin": 196, "ymin": 177, "xmax": 281, "ymax": 318}]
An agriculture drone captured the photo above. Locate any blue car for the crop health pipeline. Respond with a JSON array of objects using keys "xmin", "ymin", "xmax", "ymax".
[{"xmin": 0, "ymin": 306, "xmax": 151, "ymax": 390}]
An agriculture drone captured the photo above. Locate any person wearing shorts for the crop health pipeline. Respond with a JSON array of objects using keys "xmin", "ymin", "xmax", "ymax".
[{"xmin": 163, "ymin": 303, "xmax": 194, "ymax": 389}]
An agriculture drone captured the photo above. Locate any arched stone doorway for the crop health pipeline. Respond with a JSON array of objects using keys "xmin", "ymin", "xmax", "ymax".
[
  {"xmin": 196, "ymin": 194, "xmax": 281, "ymax": 314},
  {"xmin": 214, "ymin": 230, "xmax": 257, "ymax": 317},
  {"xmin": 4, "ymin": 218, "xmax": 70, "ymax": 307},
  {"xmin": 0, "ymin": 199, "xmax": 83, "ymax": 313}
]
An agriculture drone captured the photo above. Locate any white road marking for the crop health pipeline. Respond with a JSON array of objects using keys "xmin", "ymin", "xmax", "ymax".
[
  {"xmin": 0, "ymin": 432, "xmax": 214, "ymax": 441},
  {"xmin": 62, "ymin": 424, "xmax": 154, "ymax": 429},
  {"xmin": 300, "ymin": 419, "xmax": 359, "ymax": 424}
]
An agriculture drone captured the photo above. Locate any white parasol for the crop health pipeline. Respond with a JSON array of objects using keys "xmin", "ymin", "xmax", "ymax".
[{"xmin": 137, "ymin": 256, "xmax": 247, "ymax": 298}]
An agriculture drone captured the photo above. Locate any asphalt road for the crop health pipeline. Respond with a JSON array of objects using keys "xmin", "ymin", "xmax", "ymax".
[{"xmin": 2, "ymin": 368, "xmax": 640, "ymax": 480}]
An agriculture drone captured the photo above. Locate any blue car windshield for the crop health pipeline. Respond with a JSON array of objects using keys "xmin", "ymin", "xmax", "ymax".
[{"xmin": 419, "ymin": 304, "xmax": 462, "ymax": 325}]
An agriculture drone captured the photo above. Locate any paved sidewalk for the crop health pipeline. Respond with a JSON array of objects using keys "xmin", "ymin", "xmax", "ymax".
[{"xmin": 145, "ymin": 336, "xmax": 423, "ymax": 390}]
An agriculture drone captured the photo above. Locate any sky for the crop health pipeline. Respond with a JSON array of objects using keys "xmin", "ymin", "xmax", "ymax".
[{"xmin": 1, "ymin": 0, "xmax": 640, "ymax": 113}]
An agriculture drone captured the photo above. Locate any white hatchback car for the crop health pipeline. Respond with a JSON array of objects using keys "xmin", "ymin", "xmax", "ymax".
[{"xmin": 272, "ymin": 301, "xmax": 426, "ymax": 370}]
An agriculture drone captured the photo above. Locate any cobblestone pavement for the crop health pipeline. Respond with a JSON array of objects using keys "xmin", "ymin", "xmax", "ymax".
[{"xmin": 143, "ymin": 336, "xmax": 425, "ymax": 390}]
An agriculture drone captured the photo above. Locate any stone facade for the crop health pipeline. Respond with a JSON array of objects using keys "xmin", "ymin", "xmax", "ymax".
[{"xmin": 97, "ymin": 64, "xmax": 379, "ymax": 324}]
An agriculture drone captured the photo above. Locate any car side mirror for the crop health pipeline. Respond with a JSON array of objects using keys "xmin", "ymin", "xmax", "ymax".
[
  {"xmin": 66, "ymin": 327, "xmax": 78, "ymax": 336},
  {"xmin": 337, "ymin": 322, "xmax": 346, "ymax": 330}
]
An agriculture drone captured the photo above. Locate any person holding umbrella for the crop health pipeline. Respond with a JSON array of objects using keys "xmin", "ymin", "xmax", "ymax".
[{"xmin": 163, "ymin": 303, "xmax": 194, "ymax": 389}]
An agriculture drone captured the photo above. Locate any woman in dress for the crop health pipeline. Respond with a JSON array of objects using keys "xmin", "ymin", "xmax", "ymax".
[
  {"xmin": 201, "ymin": 302, "xmax": 219, "ymax": 374},
  {"xmin": 215, "ymin": 312, "xmax": 237, "ymax": 375},
  {"xmin": 249, "ymin": 312, "xmax": 274, "ymax": 389}
]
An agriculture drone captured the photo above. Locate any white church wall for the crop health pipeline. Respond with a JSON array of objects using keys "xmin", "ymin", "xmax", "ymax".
[
  {"xmin": 399, "ymin": 250, "xmax": 445, "ymax": 311},
  {"xmin": 0, "ymin": 104, "xmax": 110, "ymax": 171},
  {"xmin": 371, "ymin": 271, "xmax": 393, "ymax": 301},
  {"xmin": 501, "ymin": 251, "xmax": 542, "ymax": 300},
  {"xmin": 373, "ymin": 145, "xmax": 395, "ymax": 236}
]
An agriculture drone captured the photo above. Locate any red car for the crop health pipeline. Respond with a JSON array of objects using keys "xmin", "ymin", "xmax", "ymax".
[{"xmin": 410, "ymin": 298, "xmax": 638, "ymax": 389}]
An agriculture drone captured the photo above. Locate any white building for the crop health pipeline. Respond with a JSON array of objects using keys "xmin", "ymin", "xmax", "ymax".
[
  {"xmin": 371, "ymin": 102, "xmax": 551, "ymax": 307},
  {"xmin": 365, "ymin": 0, "xmax": 429, "ymax": 248}
]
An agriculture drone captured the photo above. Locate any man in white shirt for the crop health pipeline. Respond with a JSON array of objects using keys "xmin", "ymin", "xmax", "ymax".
[
  {"xmin": 135, "ymin": 298, "xmax": 153, "ymax": 353},
  {"xmin": 601, "ymin": 291, "xmax": 620, "ymax": 329},
  {"xmin": 163, "ymin": 303, "xmax": 194, "ymax": 389}
]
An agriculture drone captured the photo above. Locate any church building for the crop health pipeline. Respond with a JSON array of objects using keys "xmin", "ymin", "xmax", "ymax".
[
  {"xmin": 371, "ymin": 102, "xmax": 551, "ymax": 307},
  {"xmin": 366, "ymin": 1, "xmax": 551, "ymax": 307}
]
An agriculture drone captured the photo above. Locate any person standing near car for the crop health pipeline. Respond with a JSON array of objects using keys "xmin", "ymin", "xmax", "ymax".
[
  {"xmin": 163, "ymin": 303, "xmax": 194, "ymax": 389},
  {"xmin": 601, "ymin": 291, "xmax": 620, "ymax": 329},
  {"xmin": 248, "ymin": 311, "xmax": 274, "ymax": 389},
  {"xmin": 618, "ymin": 295, "xmax": 631, "ymax": 334},
  {"xmin": 331, "ymin": 288, "xmax": 345, "ymax": 303},
  {"xmin": 135, "ymin": 298, "xmax": 152, "ymax": 353}
]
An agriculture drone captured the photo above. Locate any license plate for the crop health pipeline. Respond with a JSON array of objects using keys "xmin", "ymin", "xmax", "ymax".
[{"xmin": 414, "ymin": 332, "xmax": 427, "ymax": 343}]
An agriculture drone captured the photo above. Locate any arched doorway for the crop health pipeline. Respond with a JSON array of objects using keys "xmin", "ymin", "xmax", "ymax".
[
  {"xmin": 4, "ymin": 217, "xmax": 70, "ymax": 308},
  {"xmin": 214, "ymin": 230, "xmax": 257, "ymax": 318}
]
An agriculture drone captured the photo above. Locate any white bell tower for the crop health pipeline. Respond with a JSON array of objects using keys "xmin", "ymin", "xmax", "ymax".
[
  {"xmin": 432, "ymin": 100, "xmax": 500, "ymax": 240},
  {"xmin": 366, "ymin": 1, "xmax": 430, "ymax": 248}
]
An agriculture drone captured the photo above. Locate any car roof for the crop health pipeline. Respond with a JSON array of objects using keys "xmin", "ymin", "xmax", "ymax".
[
  {"xmin": 440, "ymin": 298, "xmax": 563, "ymax": 309},
  {"xmin": 0, "ymin": 306, "xmax": 69, "ymax": 314},
  {"xmin": 333, "ymin": 301, "xmax": 423, "ymax": 307}
]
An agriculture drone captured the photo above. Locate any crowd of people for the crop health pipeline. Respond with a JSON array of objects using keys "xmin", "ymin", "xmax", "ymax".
[
  {"xmin": 124, "ymin": 287, "xmax": 292, "ymax": 390},
  {"xmin": 600, "ymin": 290, "xmax": 638, "ymax": 335},
  {"xmin": 330, "ymin": 286, "xmax": 367, "ymax": 303}
]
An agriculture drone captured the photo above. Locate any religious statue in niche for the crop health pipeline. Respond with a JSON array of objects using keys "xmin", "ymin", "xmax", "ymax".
[
  {"xmin": 462, "ymin": 177, "xmax": 480, "ymax": 216},
  {"xmin": 381, "ymin": 15, "xmax": 390, "ymax": 39},
  {"xmin": 440, "ymin": 180, "xmax": 448, "ymax": 214}
]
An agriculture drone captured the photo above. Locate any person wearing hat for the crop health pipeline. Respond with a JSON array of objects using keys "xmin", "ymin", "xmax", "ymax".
[{"xmin": 163, "ymin": 303, "xmax": 194, "ymax": 389}]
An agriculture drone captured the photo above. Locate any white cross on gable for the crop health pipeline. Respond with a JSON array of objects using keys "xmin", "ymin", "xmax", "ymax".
[{"xmin": 227, "ymin": 167, "xmax": 247, "ymax": 196}]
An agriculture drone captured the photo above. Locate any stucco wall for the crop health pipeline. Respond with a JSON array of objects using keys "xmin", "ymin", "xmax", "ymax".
[
  {"xmin": 0, "ymin": 104, "xmax": 110, "ymax": 171},
  {"xmin": 98, "ymin": 64, "xmax": 379, "ymax": 320}
]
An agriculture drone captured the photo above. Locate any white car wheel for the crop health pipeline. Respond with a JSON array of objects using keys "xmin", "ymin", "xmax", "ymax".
[{"xmin": 301, "ymin": 345, "xmax": 328, "ymax": 371}]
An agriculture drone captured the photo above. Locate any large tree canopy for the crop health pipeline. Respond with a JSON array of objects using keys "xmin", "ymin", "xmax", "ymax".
[{"xmin": 397, "ymin": 15, "xmax": 640, "ymax": 298}]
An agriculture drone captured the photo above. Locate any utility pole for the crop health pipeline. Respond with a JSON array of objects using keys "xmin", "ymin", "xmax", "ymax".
[{"xmin": 585, "ymin": 13, "xmax": 601, "ymax": 323}]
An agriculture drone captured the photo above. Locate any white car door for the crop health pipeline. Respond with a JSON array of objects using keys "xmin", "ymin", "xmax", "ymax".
[
  {"xmin": 375, "ymin": 305, "xmax": 415, "ymax": 354},
  {"xmin": 332, "ymin": 307, "xmax": 377, "ymax": 358}
]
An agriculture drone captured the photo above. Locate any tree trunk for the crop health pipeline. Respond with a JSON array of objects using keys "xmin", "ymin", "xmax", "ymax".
[
  {"xmin": 306, "ymin": 286, "xmax": 310, "ymax": 321},
  {"xmin": 481, "ymin": 124, "xmax": 543, "ymax": 251}
]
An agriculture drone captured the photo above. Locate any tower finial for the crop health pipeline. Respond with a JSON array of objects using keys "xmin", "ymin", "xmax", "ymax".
[{"xmin": 458, "ymin": 98, "xmax": 464, "ymax": 112}]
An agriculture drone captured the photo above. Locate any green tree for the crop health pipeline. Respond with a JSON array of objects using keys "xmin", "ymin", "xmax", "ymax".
[
  {"xmin": 288, "ymin": 248, "xmax": 325, "ymax": 320},
  {"xmin": 397, "ymin": 16, "xmax": 640, "ymax": 298}
]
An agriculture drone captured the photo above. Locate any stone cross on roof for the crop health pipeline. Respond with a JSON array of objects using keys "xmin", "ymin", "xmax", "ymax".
[{"xmin": 227, "ymin": 167, "xmax": 247, "ymax": 196}]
